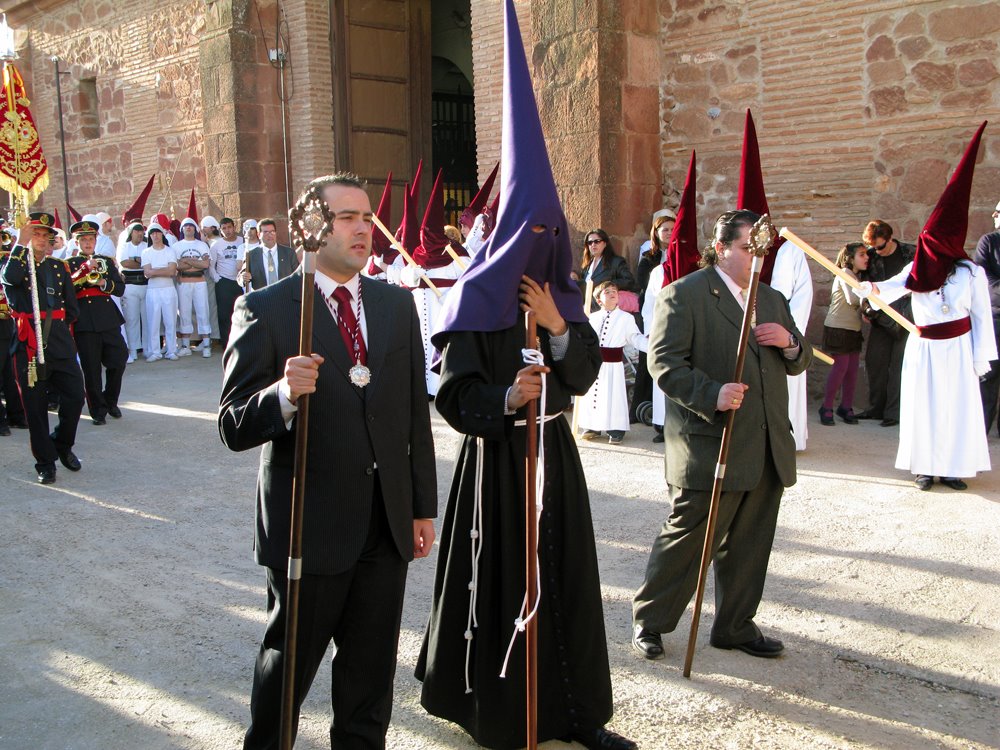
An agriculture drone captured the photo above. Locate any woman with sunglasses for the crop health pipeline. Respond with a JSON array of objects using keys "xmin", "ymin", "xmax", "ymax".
[{"xmin": 572, "ymin": 229, "xmax": 635, "ymax": 294}]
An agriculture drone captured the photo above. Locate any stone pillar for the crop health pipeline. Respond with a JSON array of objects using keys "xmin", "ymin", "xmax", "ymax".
[
  {"xmin": 470, "ymin": 1, "xmax": 661, "ymax": 264},
  {"xmin": 199, "ymin": 0, "xmax": 285, "ymax": 221}
]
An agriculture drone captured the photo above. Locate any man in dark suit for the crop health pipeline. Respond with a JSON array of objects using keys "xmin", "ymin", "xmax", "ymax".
[
  {"xmin": 973, "ymin": 199, "xmax": 1000, "ymax": 435},
  {"xmin": 219, "ymin": 173, "xmax": 437, "ymax": 750},
  {"xmin": 632, "ymin": 209, "xmax": 812, "ymax": 661},
  {"xmin": 1, "ymin": 212, "xmax": 86, "ymax": 484},
  {"xmin": 66, "ymin": 219, "xmax": 128, "ymax": 425},
  {"xmin": 239, "ymin": 218, "xmax": 299, "ymax": 290}
]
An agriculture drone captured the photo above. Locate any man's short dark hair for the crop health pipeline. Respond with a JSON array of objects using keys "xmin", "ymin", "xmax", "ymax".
[
  {"xmin": 220, "ymin": 217, "xmax": 235, "ymax": 227},
  {"xmin": 298, "ymin": 173, "xmax": 366, "ymax": 205},
  {"xmin": 258, "ymin": 218, "xmax": 277, "ymax": 231},
  {"xmin": 700, "ymin": 209, "xmax": 761, "ymax": 267},
  {"xmin": 863, "ymin": 220, "xmax": 893, "ymax": 246}
]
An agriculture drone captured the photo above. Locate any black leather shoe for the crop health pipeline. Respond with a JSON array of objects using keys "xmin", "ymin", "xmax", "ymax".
[
  {"xmin": 914, "ymin": 475, "xmax": 933, "ymax": 491},
  {"xmin": 632, "ymin": 625, "xmax": 664, "ymax": 660},
  {"xmin": 37, "ymin": 467, "xmax": 56, "ymax": 484},
  {"xmin": 880, "ymin": 418, "xmax": 899, "ymax": 427},
  {"xmin": 855, "ymin": 410, "xmax": 881, "ymax": 420},
  {"xmin": 568, "ymin": 727, "xmax": 638, "ymax": 750},
  {"xmin": 8, "ymin": 418, "xmax": 28, "ymax": 429},
  {"xmin": 712, "ymin": 634, "xmax": 784, "ymax": 658},
  {"xmin": 651, "ymin": 432, "xmax": 664, "ymax": 443},
  {"xmin": 92, "ymin": 416, "xmax": 106, "ymax": 426},
  {"xmin": 940, "ymin": 477, "xmax": 968, "ymax": 491},
  {"xmin": 0, "ymin": 423, "xmax": 10, "ymax": 436},
  {"xmin": 107, "ymin": 405, "xmax": 122, "ymax": 419},
  {"xmin": 836, "ymin": 406, "xmax": 859, "ymax": 424},
  {"xmin": 58, "ymin": 450, "xmax": 81, "ymax": 472},
  {"xmin": 818, "ymin": 407, "xmax": 835, "ymax": 426}
]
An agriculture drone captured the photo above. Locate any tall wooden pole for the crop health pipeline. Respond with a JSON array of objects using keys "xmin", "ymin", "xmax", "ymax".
[
  {"xmin": 524, "ymin": 310, "xmax": 538, "ymax": 750},
  {"xmin": 683, "ymin": 215, "xmax": 775, "ymax": 678},
  {"xmin": 279, "ymin": 191, "xmax": 335, "ymax": 749}
]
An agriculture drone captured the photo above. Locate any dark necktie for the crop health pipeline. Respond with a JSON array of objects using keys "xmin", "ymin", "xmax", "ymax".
[
  {"xmin": 332, "ymin": 286, "xmax": 367, "ymax": 365},
  {"xmin": 266, "ymin": 250, "xmax": 275, "ymax": 283}
]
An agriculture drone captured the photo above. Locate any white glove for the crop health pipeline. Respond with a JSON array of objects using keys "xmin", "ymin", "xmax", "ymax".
[
  {"xmin": 853, "ymin": 281, "xmax": 873, "ymax": 299},
  {"xmin": 974, "ymin": 360, "xmax": 992, "ymax": 378},
  {"xmin": 399, "ymin": 265, "xmax": 422, "ymax": 288}
]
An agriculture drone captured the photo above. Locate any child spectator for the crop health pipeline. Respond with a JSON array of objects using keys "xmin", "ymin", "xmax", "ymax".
[
  {"xmin": 579, "ymin": 281, "xmax": 642, "ymax": 443},
  {"xmin": 819, "ymin": 242, "xmax": 869, "ymax": 425}
]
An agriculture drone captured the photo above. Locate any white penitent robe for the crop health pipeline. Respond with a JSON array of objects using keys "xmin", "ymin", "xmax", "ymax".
[
  {"xmin": 768, "ymin": 243, "xmax": 813, "ymax": 451},
  {"xmin": 578, "ymin": 307, "xmax": 642, "ymax": 432},
  {"xmin": 876, "ymin": 261, "xmax": 996, "ymax": 477},
  {"xmin": 401, "ymin": 259, "xmax": 465, "ymax": 396},
  {"xmin": 641, "ymin": 265, "xmax": 668, "ymax": 427}
]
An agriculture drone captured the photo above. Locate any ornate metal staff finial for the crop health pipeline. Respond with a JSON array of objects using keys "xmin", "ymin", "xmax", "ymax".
[
  {"xmin": 288, "ymin": 188, "xmax": 335, "ymax": 254},
  {"xmin": 748, "ymin": 213, "xmax": 776, "ymax": 258}
]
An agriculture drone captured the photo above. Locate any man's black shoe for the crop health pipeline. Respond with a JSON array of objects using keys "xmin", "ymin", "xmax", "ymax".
[
  {"xmin": 58, "ymin": 450, "xmax": 81, "ymax": 472},
  {"xmin": 37, "ymin": 467, "xmax": 56, "ymax": 484},
  {"xmin": 567, "ymin": 727, "xmax": 638, "ymax": 750},
  {"xmin": 8, "ymin": 418, "xmax": 28, "ymax": 429},
  {"xmin": 0, "ymin": 423, "xmax": 10, "ymax": 436},
  {"xmin": 107, "ymin": 405, "xmax": 122, "ymax": 419},
  {"xmin": 880, "ymin": 418, "xmax": 899, "ymax": 427},
  {"xmin": 632, "ymin": 626, "xmax": 664, "ymax": 660},
  {"xmin": 712, "ymin": 634, "xmax": 784, "ymax": 658},
  {"xmin": 651, "ymin": 433, "xmax": 664, "ymax": 444},
  {"xmin": 92, "ymin": 416, "xmax": 106, "ymax": 426},
  {"xmin": 855, "ymin": 410, "xmax": 881, "ymax": 420},
  {"xmin": 915, "ymin": 475, "xmax": 933, "ymax": 491},
  {"xmin": 939, "ymin": 477, "xmax": 968, "ymax": 491},
  {"xmin": 836, "ymin": 406, "xmax": 859, "ymax": 424}
]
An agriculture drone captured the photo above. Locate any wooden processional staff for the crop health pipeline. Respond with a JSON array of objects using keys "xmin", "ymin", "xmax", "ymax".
[
  {"xmin": 278, "ymin": 190, "xmax": 336, "ymax": 750},
  {"xmin": 683, "ymin": 214, "xmax": 775, "ymax": 678}
]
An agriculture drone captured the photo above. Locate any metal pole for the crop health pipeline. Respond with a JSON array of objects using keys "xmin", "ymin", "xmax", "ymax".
[
  {"xmin": 277, "ymin": 52, "xmax": 291, "ymax": 218},
  {"xmin": 51, "ymin": 57, "xmax": 70, "ymax": 222}
]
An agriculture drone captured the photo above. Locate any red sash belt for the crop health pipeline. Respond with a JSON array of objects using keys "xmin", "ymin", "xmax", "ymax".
[
  {"xmin": 918, "ymin": 316, "xmax": 971, "ymax": 340},
  {"xmin": 76, "ymin": 287, "xmax": 109, "ymax": 299},
  {"xmin": 600, "ymin": 347, "xmax": 624, "ymax": 363},
  {"xmin": 12, "ymin": 309, "xmax": 66, "ymax": 360}
]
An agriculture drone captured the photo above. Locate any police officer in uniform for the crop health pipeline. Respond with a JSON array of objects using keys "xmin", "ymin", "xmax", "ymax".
[
  {"xmin": 67, "ymin": 219, "xmax": 128, "ymax": 425},
  {"xmin": 0, "ymin": 225, "xmax": 29, "ymax": 435},
  {"xmin": 0, "ymin": 212, "xmax": 85, "ymax": 484}
]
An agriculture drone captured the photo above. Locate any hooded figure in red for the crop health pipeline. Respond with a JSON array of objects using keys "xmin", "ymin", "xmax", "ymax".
[{"xmin": 861, "ymin": 121, "xmax": 995, "ymax": 491}]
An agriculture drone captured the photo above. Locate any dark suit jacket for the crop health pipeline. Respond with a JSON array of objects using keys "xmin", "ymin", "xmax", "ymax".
[
  {"xmin": 1, "ymin": 246, "xmax": 79, "ymax": 360},
  {"xmin": 218, "ymin": 272, "xmax": 437, "ymax": 575},
  {"xmin": 66, "ymin": 255, "xmax": 126, "ymax": 332},
  {"xmin": 648, "ymin": 266, "xmax": 812, "ymax": 492},
  {"xmin": 246, "ymin": 244, "xmax": 299, "ymax": 290}
]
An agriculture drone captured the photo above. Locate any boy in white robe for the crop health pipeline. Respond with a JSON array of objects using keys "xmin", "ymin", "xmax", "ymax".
[{"xmin": 579, "ymin": 282, "xmax": 642, "ymax": 444}]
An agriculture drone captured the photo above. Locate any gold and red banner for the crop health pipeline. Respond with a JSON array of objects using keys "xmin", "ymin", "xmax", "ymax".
[{"xmin": 0, "ymin": 60, "xmax": 49, "ymax": 207}]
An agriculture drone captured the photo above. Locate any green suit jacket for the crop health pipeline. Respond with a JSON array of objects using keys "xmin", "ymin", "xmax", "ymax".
[{"xmin": 648, "ymin": 266, "xmax": 812, "ymax": 492}]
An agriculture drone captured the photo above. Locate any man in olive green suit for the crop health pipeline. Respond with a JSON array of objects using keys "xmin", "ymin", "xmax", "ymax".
[{"xmin": 632, "ymin": 210, "xmax": 812, "ymax": 660}]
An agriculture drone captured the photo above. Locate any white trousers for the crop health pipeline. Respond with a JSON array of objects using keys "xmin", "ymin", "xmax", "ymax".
[
  {"xmin": 145, "ymin": 285, "xmax": 178, "ymax": 356},
  {"xmin": 205, "ymin": 275, "xmax": 220, "ymax": 340},
  {"xmin": 122, "ymin": 284, "xmax": 148, "ymax": 354},
  {"xmin": 177, "ymin": 282, "xmax": 211, "ymax": 337}
]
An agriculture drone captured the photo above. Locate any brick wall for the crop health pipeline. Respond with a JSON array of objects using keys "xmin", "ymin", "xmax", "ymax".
[{"xmin": 661, "ymin": 0, "xmax": 1000, "ymax": 265}]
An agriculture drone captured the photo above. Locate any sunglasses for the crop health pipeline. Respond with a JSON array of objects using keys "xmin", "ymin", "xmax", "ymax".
[{"xmin": 586, "ymin": 238, "xmax": 604, "ymax": 246}]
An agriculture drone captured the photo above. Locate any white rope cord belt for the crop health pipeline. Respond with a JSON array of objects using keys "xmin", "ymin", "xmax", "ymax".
[
  {"xmin": 461, "ymin": 346, "xmax": 551, "ymax": 691},
  {"xmin": 500, "ymin": 347, "xmax": 547, "ymax": 679}
]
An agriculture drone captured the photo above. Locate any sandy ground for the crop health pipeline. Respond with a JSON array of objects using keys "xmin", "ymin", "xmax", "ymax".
[{"xmin": 1, "ymin": 353, "xmax": 998, "ymax": 750}]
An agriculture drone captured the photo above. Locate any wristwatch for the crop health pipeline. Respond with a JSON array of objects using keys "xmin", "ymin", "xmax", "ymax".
[{"xmin": 786, "ymin": 333, "xmax": 799, "ymax": 349}]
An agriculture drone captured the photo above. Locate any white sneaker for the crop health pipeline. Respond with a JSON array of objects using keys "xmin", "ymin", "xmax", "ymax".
[
  {"xmin": 177, "ymin": 347, "xmax": 192, "ymax": 357},
  {"xmin": 126, "ymin": 353, "xmax": 136, "ymax": 364},
  {"xmin": 165, "ymin": 352, "xmax": 179, "ymax": 361},
  {"xmin": 146, "ymin": 353, "xmax": 162, "ymax": 363},
  {"xmin": 202, "ymin": 347, "xmax": 212, "ymax": 358},
  {"xmin": 193, "ymin": 340, "xmax": 211, "ymax": 351}
]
